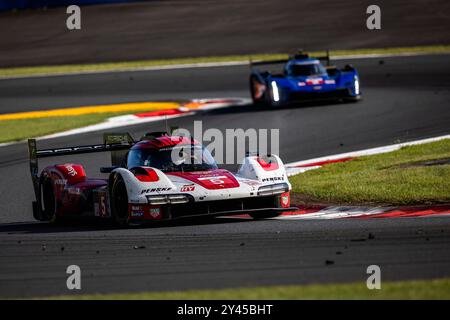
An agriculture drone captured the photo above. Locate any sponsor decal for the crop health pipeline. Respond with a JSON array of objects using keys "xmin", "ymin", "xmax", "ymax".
[
  {"xmin": 168, "ymin": 170, "xmax": 241, "ymax": 190},
  {"xmin": 184, "ymin": 174, "xmax": 240, "ymax": 189},
  {"xmin": 180, "ymin": 185, "xmax": 195, "ymax": 192},
  {"xmin": 65, "ymin": 165, "xmax": 77, "ymax": 176},
  {"xmin": 150, "ymin": 208, "xmax": 161, "ymax": 218},
  {"xmin": 99, "ymin": 194, "xmax": 108, "ymax": 217},
  {"xmin": 129, "ymin": 205, "xmax": 162, "ymax": 219},
  {"xmin": 56, "ymin": 164, "xmax": 86, "ymax": 184},
  {"xmin": 262, "ymin": 176, "xmax": 284, "ymax": 182},
  {"xmin": 306, "ymin": 78, "xmax": 324, "ymax": 85},
  {"xmin": 280, "ymin": 192, "xmax": 290, "ymax": 208},
  {"xmin": 66, "ymin": 187, "xmax": 82, "ymax": 195},
  {"xmin": 131, "ymin": 211, "xmax": 144, "ymax": 217},
  {"xmin": 198, "ymin": 176, "xmax": 228, "ymax": 184},
  {"xmin": 325, "ymin": 79, "xmax": 336, "ymax": 85},
  {"xmin": 130, "ymin": 205, "xmax": 144, "ymax": 217},
  {"xmin": 141, "ymin": 187, "xmax": 172, "ymax": 194}
]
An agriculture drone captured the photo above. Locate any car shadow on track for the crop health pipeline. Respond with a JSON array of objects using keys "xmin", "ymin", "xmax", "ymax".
[
  {"xmin": 204, "ymin": 99, "xmax": 357, "ymax": 116},
  {"xmin": 0, "ymin": 216, "xmax": 253, "ymax": 234}
]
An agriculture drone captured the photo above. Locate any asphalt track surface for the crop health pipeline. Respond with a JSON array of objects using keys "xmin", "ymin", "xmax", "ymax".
[
  {"xmin": 0, "ymin": 54, "xmax": 450, "ymax": 298},
  {"xmin": 1, "ymin": 0, "xmax": 450, "ymax": 67}
]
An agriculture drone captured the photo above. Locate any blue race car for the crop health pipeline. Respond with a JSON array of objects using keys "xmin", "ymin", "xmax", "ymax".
[{"xmin": 249, "ymin": 51, "xmax": 361, "ymax": 106}]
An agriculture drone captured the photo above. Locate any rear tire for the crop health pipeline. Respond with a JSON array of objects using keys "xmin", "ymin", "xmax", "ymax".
[
  {"xmin": 250, "ymin": 76, "xmax": 269, "ymax": 106},
  {"xmin": 39, "ymin": 177, "xmax": 59, "ymax": 223},
  {"xmin": 110, "ymin": 175, "xmax": 130, "ymax": 226}
]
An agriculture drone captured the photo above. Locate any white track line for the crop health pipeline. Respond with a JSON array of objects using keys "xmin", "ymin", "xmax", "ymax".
[
  {"xmin": 0, "ymin": 61, "xmax": 249, "ymax": 80},
  {"xmin": 0, "ymin": 113, "xmax": 191, "ymax": 148},
  {"xmin": 285, "ymin": 134, "xmax": 450, "ymax": 176},
  {"xmin": 2, "ymin": 51, "xmax": 449, "ymax": 80},
  {"xmin": 275, "ymin": 207, "xmax": 390, "ymax": 220},
  {"xmin": 0, "ymin": 98, "xmax": 251, "ymax": 148},
  {"xmin": 223, "ymin": 205, "xmax": 450, "ymax": 220}
]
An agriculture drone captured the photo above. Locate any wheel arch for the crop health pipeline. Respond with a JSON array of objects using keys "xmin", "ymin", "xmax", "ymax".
[{"xmin": 108, "ymin": 168, "xmax": 142, "ymax": 200}]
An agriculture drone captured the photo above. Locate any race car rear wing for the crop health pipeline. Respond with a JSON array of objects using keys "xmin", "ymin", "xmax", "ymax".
[
  {"xmin": 250, "ymin": 50, "xmax": 330, "ymax": 67},
  {"xmin": 27, "ymin": 133, "xmax": 134, "ymax": 199},
  {"xmin": 250, "ymin": 59, "xmax": 289, "ymax": 67}
]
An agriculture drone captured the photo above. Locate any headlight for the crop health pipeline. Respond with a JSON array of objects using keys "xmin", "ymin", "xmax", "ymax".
[
  {"xmin": 146, "ymin": 194, "xmax": 190, "ymax": 205},
  {"xmin": 167, "ymin": 195, "xmax": 190, "ymax": 204},
  {"xmin": 258, "ymin": 183, "xmax": 289, "ymax": 196},
  {"xmin": 354, "ymin": 76, "xmax": 360, "ymax": 95},
  {"xmin": 271, "ymin": 81, "xmax": 280, "ymax": 102}
]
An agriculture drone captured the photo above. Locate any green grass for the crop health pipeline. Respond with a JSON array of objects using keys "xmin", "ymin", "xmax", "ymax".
[
  {"xmin": 290, "ymin": 139, "xmax": 450, "ymax": 205},
  {"xmin": 1, "ymin": 45, "xmax": 449, "ymax": 78},
  {"xmin": 41, "ymin": 278, "xmax": 450, "ymax": 300},
  {"xmin": 0, "ymin": 113, "xmax": 133, "ymax": 143}
]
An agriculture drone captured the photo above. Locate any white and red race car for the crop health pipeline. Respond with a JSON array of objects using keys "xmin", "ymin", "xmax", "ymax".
[{"xmin": 28, "ymin": 132, "xmax": 297, "ymax": 226}]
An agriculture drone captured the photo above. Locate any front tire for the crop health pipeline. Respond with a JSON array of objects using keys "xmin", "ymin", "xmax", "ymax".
[{"xmin": 110, "ymin": 175, "xmax": 130, "ymax": 226}]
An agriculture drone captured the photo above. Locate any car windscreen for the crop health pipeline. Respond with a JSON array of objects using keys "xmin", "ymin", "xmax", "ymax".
[
  {"xmin": 288, "ymin": 63, "xmax": 326, "ymax": 76},
  {"xmin": 127, "ymin": 144, "xmax": 218, "ymax": 172}
]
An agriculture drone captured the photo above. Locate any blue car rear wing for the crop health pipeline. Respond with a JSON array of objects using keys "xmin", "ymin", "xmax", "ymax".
[{"xmin": 250, "ymin": 50, "xmax": 330, "ymax": 67}]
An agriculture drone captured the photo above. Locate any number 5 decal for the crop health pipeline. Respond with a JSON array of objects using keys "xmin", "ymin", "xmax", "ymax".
[{"xmin": 199, "ymin": 176, "xmax": 228, "ymax": 185}]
